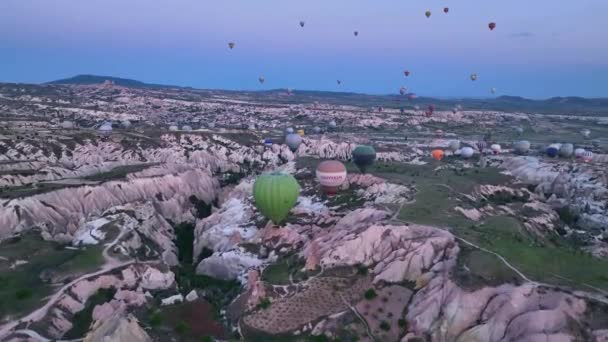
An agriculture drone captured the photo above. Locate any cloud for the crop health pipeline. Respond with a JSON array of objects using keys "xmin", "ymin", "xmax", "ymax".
[{"xmin": 510, "ymin": 31, "xmax": 535, "ymax": 38}]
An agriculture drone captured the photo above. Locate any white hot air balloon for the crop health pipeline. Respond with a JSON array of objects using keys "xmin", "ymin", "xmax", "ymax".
[
  {"xmin": 490, "ymin": 144, "xmax": 502, "ymax": 154},
  {"xmin": 460, "ymin": 147, "xmax": 475, "ymax": 158}
]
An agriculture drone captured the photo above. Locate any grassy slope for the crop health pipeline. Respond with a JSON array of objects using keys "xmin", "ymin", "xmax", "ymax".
[
  {"xmin": 0, "ymin": 232, "xmax": 104, "ymax": 321},
  {"xmin": 362, "ymin": 161, "xmax": 608, "ymax": 292}
]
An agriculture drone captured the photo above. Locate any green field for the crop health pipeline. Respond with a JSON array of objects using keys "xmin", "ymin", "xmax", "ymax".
[
  {"xmin": 361, "ymin": 160, "xmax": 608, "ymax": 292},
  {"xmin": 0, "ymin": 232, "xmax": 104, "ymax": 322}
]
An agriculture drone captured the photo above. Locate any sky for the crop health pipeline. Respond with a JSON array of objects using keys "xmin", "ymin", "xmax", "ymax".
[{"xmin": 1, "ymin": 0, "xmax": 607, "ymax": 98}]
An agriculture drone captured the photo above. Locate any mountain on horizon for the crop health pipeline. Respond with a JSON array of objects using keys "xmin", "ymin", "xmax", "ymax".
[{"xmin": 46, "ymin": 74, "xmax": 179, "ymax": 89}]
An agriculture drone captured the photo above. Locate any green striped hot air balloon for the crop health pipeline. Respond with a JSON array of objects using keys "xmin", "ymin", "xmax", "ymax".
[
  {"xmin": 352, "ymin": 145, "xmax": 376, "ymax": 173},
  {"xmin": 253, "ymin": 172, "xmax": 300, "ymax": 224}
]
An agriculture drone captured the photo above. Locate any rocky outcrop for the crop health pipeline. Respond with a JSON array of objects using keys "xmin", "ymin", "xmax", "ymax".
[
  {"xmin": 0, "ymin": 169, "xmax": 218, "ymax": 239},
  {"xmin": 84, "ymin": 314, "xmax": 151, "ymax": 342}
]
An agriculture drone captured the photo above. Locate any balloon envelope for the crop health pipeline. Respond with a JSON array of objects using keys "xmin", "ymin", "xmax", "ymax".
[
  {"xmin": 316, "ymin": 160, "xmax": 347, "ymax": 195},
  {"xmin": 559, "ymin": 143, "xmax": 574, "ymax": 158},
  {"xmin": 253, "ymin": 172, "xmax": 300, "ymax": 224},
  {"xmin": 352, "ymin": 145, "xmax": 376, "ymax": 173},
  {"xmin": 443, "ymin": 7, "xmax": 449, "ymax": 13},
  {"xmin": 285, "ymin": 133, "xmax": 302, "ymax": 152},
  {"xmin": 489, "ymin": 22, "xmax": 496, "ymax": 30},
  {"xmin": 313, "ymin": 126, "xmax": 321, "ymax": 134},
  {"xmin": 546, "ymin": 144, "xmax": 560, "ymax": 158},
  {"xmin": 460, "ymin": 147, "xmax": 475, "ymax": 158},
  {"xmin": 513, "ymin": 141, "xmax": 531, "ymax": 154},
  {"xmin": 328, "ymin": 120, "xmax": 337, "ymax": 129},
  {"xmin": 490, "ymin": 144, "xmax": 501, "ymax": 154},
  {"xmin": 431, "ymin": 149, "xmax": 444, "ymax": 161},
  {"xmin": 285, "ymin": 127, "xmax": 295, "ymax": 134},
  {"xmin": 297, "ymin": 129, "xmax": 305, "ymax": 137},
  {"xmin": 574, "ymin": 148, "xmax": 586, "ymax": 158},
  {"xmin": 425, "ymin": 10, "xmax": 431, "ymax": 18},
  {"xmin": 449, "ymin": 140, "xmax": 461, "ymax": 152}
]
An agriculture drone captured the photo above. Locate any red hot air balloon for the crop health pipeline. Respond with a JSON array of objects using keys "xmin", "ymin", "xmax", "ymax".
[
  {"xmin": 443, "ymin": 7, "xmax": 449, "ymax": 13},
  {"xmin": 489, "ymin": 22, "xmax": 496, "ymax": 31},
  {"xmin": 404, "ymin": 70, "xmax": 411, "ymax": 77}
]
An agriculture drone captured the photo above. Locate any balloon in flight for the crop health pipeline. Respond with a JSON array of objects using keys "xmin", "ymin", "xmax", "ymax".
[
  {"xmin": 460, "ymin": 147, "xmax": 475, "ymax": 158},
  {"xmin": 253, "ymin": 172, "xmax": 300, "ymax": 224},
  {"xmin": 258, "ymin": 76, "xmax": 265, "ymax": 84},
  {"xmin": 354, "ymin": 31, "xmax": 359, "ymax": 37},
  {"xmin": 316, "ymin": 160, "xmax": 347, "ymax": 196},
  {"xmin": 404, "ymin": 70, "xmax": 411, "ymax": 77},
  {"xmin": 285, "ymin": 133, "xmax": 302, "ymax": 152},
  {"xmin": 352, "ymin": 145, "xmax": 376, "ymax": 173},
  {"xmin": 228, "ymin": 42, "xmax": 235, "ymax": 49},
  {"xmin": 489, "ymin": 22, "xmax": 496, "ymax": 31},
  {"xmin": 300, "ymin": 21, "xmax": 305, "ymax": 28},
  {"xmin": 425, "ymin": 10, "xmax": 432, "ymax": 18},
  {"xmin": 470, "ymin": 73, "xmax": 478, "ymax": 81},
  {"xmin": 443, "ymin": 7, "xmax": 449, "ymax": 13}
]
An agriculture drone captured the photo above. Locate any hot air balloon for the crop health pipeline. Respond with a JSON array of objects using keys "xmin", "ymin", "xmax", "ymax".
[
  {"xmin": 285, "ymin": 127, "xmax": 295, "ymax": 135},
  {"xmin": 182, "ymin": 125, "xmax": 193, "ymax": 131},
  {"xmin": 491, "ymin": 87, "xmax": 497, "ymax": 94},
  {"xmin": 285, "ymin": 133, "xmax": 302, "ymax": 152},
  {"xmin": 546, "ymin": 144, "xmax": 560, "ymax": 158},
  {"xmin": 336, "ymin": 80, "xmax": 342, "ymax": 85},
  {"xmin": 404, "ymin": 70, "xmax": 411, "ymax": 77},
  {"xmin": 408, "ymin": 93, "xmax": 417, "ymax": 100},
  {"xmin": 352, "ymin": 145, "xmax": 376, "ymax": 173},
  {"xmin": 490, "ymin": 144, "xmax": 502, "ymax": 154},
  {"xmin": 98, "ymin": 122, "xmax": 113, "ymax": 136},
  {"xmin": 425, "ymin": 105, "xmax": 435, "ymax": 117},
  {"xmin": 400, "ymin": 87, "xmax": 407, "ymax": 96},
  {"xmin": 121, "ymin": 120, "xmax": 131, "ymax": 129},
  {"xmin": 228, "ymin": 42, "xmax": 235, "ymax": 49},
  {"xmin": 452, "ymin": 107, "xmax": 458, "ymax": 114},
  {"xmin": 514, "ymin": 127, "xmax": 524, "ymax": 135},
  {"xmin": 328, "ymin": 120, "xmax": 337, "ymax": 130},
  {"xmin": 477, "ymin": 141, "xmax": 487, "ymax": 153},
  {"xmin": 378, "ymin": 106, "xmax": 383, "ymax": 112},
  {"xmin": 207, "ymin": 122, "xmax": 216, "ymax": 129},
  {"xmin": 460, "ymin": 147, "xmax": 475, "ymax": 158},
  {"xmin": 559, "ymin": 143, "xmax": 574, "ymax": 158},
  {"xmin": 354, "ymin": 31, "xmax": 359, "ymax": 37},
  {"xmin": 297, "ymin": 129, "xmax": 305, "ymax": 137},
  {"xmin": 470, "ymin": 73, "xmax": 478, "ymax": 81},
  {"xmin": 169, "ymin": 125, "xmax": 178, "ymax": 131},
  {"xmin": 300, "ymin": 21, "xmax": 305, "ymax": 27},
  {"xmin": 443, "ymin": 7, "xmax": 449, "ymax": 13},
  {"xmin": 431, "ymin": 149, "xmax": 444, "ymax": 161},
  {"xmin": 425, "ymin": 10, "xmax": 432, "ymax": 18},
  {"xmin": 582, "ymin": 150, "xmax": 594, "ymax": 162},
  {"xmin": 574, "ymin": 148, "xmax": 586, "ymax": 158},
  {"xmin": 263, "ymin": 138, "xmax": 273, "ymax": 147},
  {"xmin": 513, "ymin": 140, "xmax": 531, "ymax": 154},
  {"xmin": 253, "ymin": 172, "xmax": 300, "ymax": 224},
  {"xmin": 259, "ymin": 76, "xmax": 265, "ymax": 84},
  {"xmin": 489, "ymin": 22, "xmax": 496, "ymax": 31},
  {"xmin": 449, "ymin": 140, "xmax": 461, "ymax": 152},
  {"xmin": 316, "ymin": 160, "xmax": 347, "ymax": 196},
  {"xmin": 581, "ymin": 129, "xmax": 591, "ymax": 138},
  {"xmin": 313, "ymin": 126, "xmax": 321, "ymax": 134}
]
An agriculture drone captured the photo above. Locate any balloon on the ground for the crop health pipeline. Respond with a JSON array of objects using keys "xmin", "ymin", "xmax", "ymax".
[
  {"xmin": 328, "ymin": 120, "xmax": 337, "ymax": 129},
  {"xmin": 98, "ymin": 122, "xmax": 113, "ymax": 136},
  {"xmin": 352, "ymin": 145, "xmax": 376, "ymax": 173},
  {"xmin": 559, "ymin": 143, "xmax": 574, "ymax": 158},
  {"xmin": 477, "ymin": 141, "xmax": 487, "ymax": 152},
  {"xmin": 313, "ymin": 126, "xmax": 321, "ymax": 134},
  {"xmin": 574, "ymin": 148, "xmax": 586, "ymax": 158},
  {"xmin": 449, "ymin": 140, "xmax": 461, "ymax": 152},
  {"xmin": 513, "ymin": 140, "xmax": 531, "ymax": 154},
  {"xmin": 582, "ymin": 150, "xmax": 594, "ymax": 162},
  {"xmin": 61, "ymin": 121, "xmax": 74, "ymax": 129},
  {"xmin": 431, "ymin": 149, "xmax": 444, "ymax": 161},
  {"xmin": 316, "ymin": 160, "xmax": 347, "ymax": 196},
  {"xmin": 490, "ymin": 144, "xmax": 501, "ymax": 154},
  {"xmin": 285, "ymin": 133, "xmax": 302, "ymax": 152},
  {"xmin": 581, "ymin": 129, "xmax": 591, "ymax": 138},
  {"xmin": 297, "ymin": 129, "xmax": 305, "ymax": 137},
  {"xmin": 460, "ymin": 147, "xmax": 475, "ymax": 158},
  {"xmin": 285, "ymin": 127, "xmax": 295, "ymax": 134},
  {"xmin": 263, "ymin": 138, "xmax": 273, "ymax": 146},
  {"xmin": 546, "ymin": 144, "xmax": 560, "ymax": 158},
  {"xmin": 253, "ymin": 172, "xmax": 300, "ymax": 224}
]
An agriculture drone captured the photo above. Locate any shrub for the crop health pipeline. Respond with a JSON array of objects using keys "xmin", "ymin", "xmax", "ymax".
[
  {"xmin": 258, "ymin": 297, "xmax": 271, "ymax": 309},
  {"xmin": 379, "ymin": 321, "xmax": 390, "ymax": 331},
  {"xmin": 364, "ymin": 289, "xmax": 377, "ymax": 300}
]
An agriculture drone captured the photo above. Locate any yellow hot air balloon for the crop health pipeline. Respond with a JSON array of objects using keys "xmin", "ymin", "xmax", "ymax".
[{"xmin": 297, "ymin": 129, "xmax": 305, "ymax": 137}]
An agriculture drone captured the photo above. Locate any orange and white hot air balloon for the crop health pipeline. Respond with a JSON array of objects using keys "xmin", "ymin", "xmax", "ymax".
[
  {"xmin": 316, "ymin": 160, "xmax": 347, "ymax": 196},
  {"xmin": 431, "ymin": 149, "xmax": 445, "ymax": 161}
]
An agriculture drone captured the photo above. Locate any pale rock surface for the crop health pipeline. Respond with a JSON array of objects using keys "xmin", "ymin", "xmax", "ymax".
[{"xmin": 84, "ymin": 314, "xmax": 151, "ymax": 342}]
